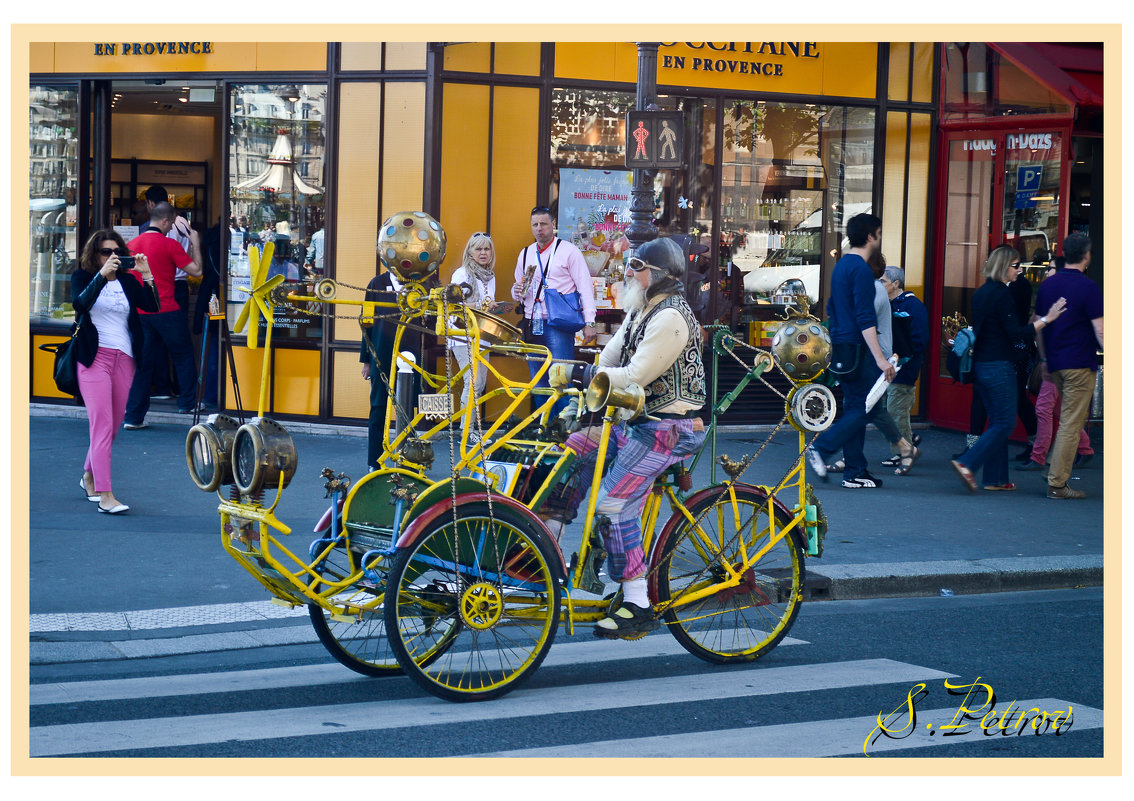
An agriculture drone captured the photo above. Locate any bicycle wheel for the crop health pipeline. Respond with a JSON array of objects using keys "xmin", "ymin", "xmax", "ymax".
[
  {"xmin": 384, "ymin": 500, "xmax": 561, "ymax": 702},
  {"xmin": 307, "ymin": 470, "xmax": 434, "ymax": 677},
  {"xmin": 307, "ymin": 541, "xmax": 399, "ymax": 677},
  {"xmin": 653, "ymin": 484, "xmax": 805, "ymax": 664}
]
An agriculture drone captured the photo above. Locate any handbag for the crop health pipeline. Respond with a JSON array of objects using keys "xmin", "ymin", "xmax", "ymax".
[
  {"xmin": 827, "ymin": 341, "xmax": 863, "ymax": 379},
  {"xmin": 543, "ymin": 286, "xmax": 585, "ymax": 332},
  {"xmin": 39, "ymin": 319, "xmax": 82, "ymax": 397}
]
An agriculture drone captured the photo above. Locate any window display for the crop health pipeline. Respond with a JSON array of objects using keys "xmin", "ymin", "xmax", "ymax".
[
  {"xmin": 29, "ymin": 86, "xmax": 79, "ymax": 323},
  {"xmin": 227, "ymin": 83, "xmax": 327, "ymax": 341}
]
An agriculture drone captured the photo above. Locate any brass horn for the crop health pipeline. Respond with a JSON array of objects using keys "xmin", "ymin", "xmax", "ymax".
[{"xmin": 584, "ymin": 371, "xmax": 646, "ymax": 419}]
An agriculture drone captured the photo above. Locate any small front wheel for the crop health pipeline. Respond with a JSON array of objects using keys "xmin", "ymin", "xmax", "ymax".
[
  {"xmin": 384, "ymin": 500, "xmax": 561, "ymax": 702},
  {"xmin": 653, "ymin": 484, "xmax": 805, "ymax": 664},
  {"xmin": 307, "ymin": 541, "xmax": 400, "ymax": 676}
]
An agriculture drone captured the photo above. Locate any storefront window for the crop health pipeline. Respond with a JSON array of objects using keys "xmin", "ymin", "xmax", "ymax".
[
  {"xmin": 1001, "ymin": 130, "xmax": 1062, "ymax": 269},
  {"xmin": 29, "ymin": 86, "xmax": 80, "ymax": 323},
  {"xmin": 942, "ymin": 43, "xmax": 1072, "ymax": 121},
  {"xmin": 728, "ymin": 101, "xmax": 875, "ymax": 307},
  {"xmin": 548, "ymin": 88, "xmax": 720, "ymax": 319},
  {"xmin": 227, "ymin": 83, "xmax": 327, "ymax": 341}
]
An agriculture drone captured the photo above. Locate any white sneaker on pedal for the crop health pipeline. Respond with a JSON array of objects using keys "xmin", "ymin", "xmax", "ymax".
[{"xmin": 805, "ymin": 447, "xmax": 828, "ymax": 481}]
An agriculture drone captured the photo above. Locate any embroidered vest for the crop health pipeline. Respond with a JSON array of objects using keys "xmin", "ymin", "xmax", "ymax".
[{"xmin": 621, "ymin": 294, "xmax": 706, "ymax": 414}]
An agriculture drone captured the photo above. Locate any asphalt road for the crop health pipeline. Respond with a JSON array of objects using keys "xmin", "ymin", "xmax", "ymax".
[{"xmin": 28, "ymin": 587, "xmax": 1103, "ymax": 760}]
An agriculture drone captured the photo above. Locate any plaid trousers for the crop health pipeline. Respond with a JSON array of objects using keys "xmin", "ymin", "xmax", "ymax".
[{"xmin": 561, "ymin": 418, "xmax": 705, "ymax": 581}]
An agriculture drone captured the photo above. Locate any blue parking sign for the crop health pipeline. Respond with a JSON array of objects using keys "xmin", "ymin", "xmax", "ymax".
[{"xmin": 1015, "ymin": 165, "xmax": 1043, "ymax": 209}]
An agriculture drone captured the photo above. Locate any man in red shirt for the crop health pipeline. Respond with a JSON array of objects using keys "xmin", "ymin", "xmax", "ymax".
[{"xmin": 123, "ymin": 202, "xmax": 203, "ymax": 427}]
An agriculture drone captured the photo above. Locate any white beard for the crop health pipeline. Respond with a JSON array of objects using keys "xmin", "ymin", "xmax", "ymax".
[{"xmin": 621, "ymin": 275, "xmax": 647, "ymax": 314}]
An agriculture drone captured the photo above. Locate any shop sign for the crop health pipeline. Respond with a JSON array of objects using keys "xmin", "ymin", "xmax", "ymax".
[
  {"xmin": 656, "ymin": 42, "xmax": 876, "ymax": 99},
  {"xmin": 1005, "ymin": 132, "xmax": 1054, "ymax": 152},
  {"xmin": 961, "ymin": 138, "xmax": 997, "ymax": 153},
  {"xmin": 93, "ymin": 41, "xmax": 213, "ymax": 56}
]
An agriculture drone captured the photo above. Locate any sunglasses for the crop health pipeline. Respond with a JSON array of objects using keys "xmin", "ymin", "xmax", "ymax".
[
  {"xmin": 473, "ymin": 231, "xmax": 491, "ymax": 238},
  {"xmin": 531, "ymin": 206, "xmax": 552, "ymax": 216},
  {"xmin": 626, "ymin": 256, "xmax": 650, "ymax": 272},
  {"xmin": 98, "ymin": 248, "xmax": 128, "ymax": 257}
]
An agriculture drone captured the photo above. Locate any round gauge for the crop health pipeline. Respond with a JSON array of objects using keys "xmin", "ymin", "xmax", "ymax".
[{"xmin": 487, "ymin": 464, "xmax": 510, "ymax": 491}]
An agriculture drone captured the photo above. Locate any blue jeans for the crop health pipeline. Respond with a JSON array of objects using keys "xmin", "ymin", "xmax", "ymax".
[
  {"xmin": 125, "ymin": 311, "xmax": 198, "ymax": 423},
  {"xmin": 959, "ymin": 360, "xmax": 1016, "ymax": 486},
  {"xmin": 814, "ymin": 357, "xmax": 881, "ymax": 478},
  {"xmin": 526, "ymin": 322, "xmax": 576, "ymax": 418}
]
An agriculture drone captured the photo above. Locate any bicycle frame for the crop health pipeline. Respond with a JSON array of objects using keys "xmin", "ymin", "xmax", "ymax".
[{"xmin": 214, "ymin": 279, "xmax": 819, "ymax": 632}]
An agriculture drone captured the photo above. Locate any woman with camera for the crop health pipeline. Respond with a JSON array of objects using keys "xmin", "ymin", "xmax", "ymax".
[{"xmin": 73, "ymin": 229, "xmax": 160, "ymax": 514}]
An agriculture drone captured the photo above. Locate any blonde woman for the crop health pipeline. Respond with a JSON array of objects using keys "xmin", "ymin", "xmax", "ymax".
[
  {"xmin": 952, "ymin": 245, "xmax": 1066, "ymax": 492},
  {"xmin": 449, "ymin": 232, "xmax": 497, "ymax": 417}
]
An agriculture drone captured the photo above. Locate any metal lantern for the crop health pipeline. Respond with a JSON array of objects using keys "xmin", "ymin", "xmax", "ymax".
[
  {"xmin": 378, "ymin": 211, "xmax": 447, "ymax": 284},
  {"xmin": 770, "ymin": 317, "xmax": 832, "ymax": 382}
]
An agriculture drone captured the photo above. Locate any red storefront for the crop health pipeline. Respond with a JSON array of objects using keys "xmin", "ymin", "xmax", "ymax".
[{"xmin": 927, "ymin": 43, "xmax": 1103, "ymax": 431}]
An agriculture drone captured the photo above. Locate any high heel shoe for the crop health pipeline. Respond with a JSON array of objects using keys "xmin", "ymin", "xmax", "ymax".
[
  {"xmin": 80, "ymin": 477, "xmax": 99, "ymax": 503},
  {"xmin": 97, "ymin": 502, "xmax": 130, "ymax": 515}
]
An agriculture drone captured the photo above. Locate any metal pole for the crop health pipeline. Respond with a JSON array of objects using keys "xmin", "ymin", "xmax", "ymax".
[{"xmin": 626, "ymin": 42, "xmax": 661, "ymax": 251}]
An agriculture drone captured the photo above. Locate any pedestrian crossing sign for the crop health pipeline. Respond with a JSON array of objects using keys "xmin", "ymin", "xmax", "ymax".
[{"xmin": 625, "ymin": 110, "xmax": 684, "ymax": 169}]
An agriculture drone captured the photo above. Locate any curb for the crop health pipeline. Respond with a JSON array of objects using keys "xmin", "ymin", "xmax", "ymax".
[{"xmin": 810, "ymin": 555, "xmax": 1103, "ymax": 600}]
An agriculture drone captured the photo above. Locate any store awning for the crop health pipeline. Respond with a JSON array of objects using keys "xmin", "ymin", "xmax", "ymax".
[{"xmin": 988, "ymin": 42, "xmax": 1104, "ymax": 108}]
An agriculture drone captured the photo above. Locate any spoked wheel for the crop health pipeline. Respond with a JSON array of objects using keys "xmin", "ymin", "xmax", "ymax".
[
  {"xmin": 307, "ymin": 541, "xmax": 400, "ymax": 676},
  {"xmin": 307, "ymin": 469, "xmax": 436, "ymax": 677},
  {"xmin": 384, "ymin": 501, "xmax": 561, "ymax": 702},
  {"xmin": 653, "ymin": 484, "xmax": 805, "ymax": 664}
]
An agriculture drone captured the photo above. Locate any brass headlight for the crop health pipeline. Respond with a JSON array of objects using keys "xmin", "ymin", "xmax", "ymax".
[
  {"xmin": 232, "ymin": 417, "xmax": 298, "ymax": 496},
  {"xmin": 185, "ymin": 414, "xmax": 240, "ymax": 492}
]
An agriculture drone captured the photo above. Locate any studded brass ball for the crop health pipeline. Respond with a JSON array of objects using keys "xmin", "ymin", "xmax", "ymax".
[
  {"xmin": 378, "ymin": 211, "xmax": 447, "ymax": 284},
  {"xmin": 770, "ymin": 317, "xmax": 832, "ymax": 382}
]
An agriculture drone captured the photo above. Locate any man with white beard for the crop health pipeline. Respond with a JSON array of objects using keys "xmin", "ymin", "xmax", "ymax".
[{"xmin": 536, "ymin": 237, "xmax": 707, "ymax": 638}]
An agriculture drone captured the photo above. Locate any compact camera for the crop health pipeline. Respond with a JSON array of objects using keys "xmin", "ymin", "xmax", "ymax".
[{"xmin": 118, "ymin": 255, "xmax": 137, "ymax": 270}]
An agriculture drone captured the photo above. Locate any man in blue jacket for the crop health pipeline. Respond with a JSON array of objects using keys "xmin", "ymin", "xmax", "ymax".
[{"xmin": 806, "ymin": 213, "xmax": 896, "ymax": 488}]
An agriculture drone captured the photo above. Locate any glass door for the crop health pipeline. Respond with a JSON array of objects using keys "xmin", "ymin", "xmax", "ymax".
[{"xmin": 928, "ymin": 127, "xmax": 1069, "ymax": 430}]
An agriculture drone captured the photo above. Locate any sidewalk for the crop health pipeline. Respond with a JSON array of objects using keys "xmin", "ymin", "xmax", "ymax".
[{"xmin": 28, "ymin": 403, "xmax": 1105, "ymax": 664}]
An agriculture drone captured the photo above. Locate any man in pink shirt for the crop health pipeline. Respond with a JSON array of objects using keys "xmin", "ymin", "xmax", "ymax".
[
  {"xmin": 511, "ymin": 205, "xmax": 596, "ymax": 416},
  {"xmin": 123, "ymin": 202, "xmax": 203, "ymax": 427}
]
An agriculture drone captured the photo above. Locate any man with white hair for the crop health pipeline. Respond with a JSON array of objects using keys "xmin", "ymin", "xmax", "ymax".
[{"xmin": 541, "ymin": 237, "xmax": 707, "ymax": 638}]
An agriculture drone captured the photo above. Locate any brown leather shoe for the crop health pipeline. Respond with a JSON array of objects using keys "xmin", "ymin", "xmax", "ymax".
[{"xmin": 1047, "ymin": 484, "xmax": 1086, "ymax": 500}]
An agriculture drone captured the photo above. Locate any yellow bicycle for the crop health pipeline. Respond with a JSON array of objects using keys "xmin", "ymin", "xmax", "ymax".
[
  {"xmin": 190, "ymin": 220, "xmax": 834, "ymax": 700},
  {"xmin": 378, "ymin": 342, "xmax": 831, "ymax": 701}
]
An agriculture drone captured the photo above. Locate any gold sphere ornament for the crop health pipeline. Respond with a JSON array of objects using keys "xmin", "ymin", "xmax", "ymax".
[
  {"xmin": 770, "ymin": 317, "xmax": 832, "ymax": 382},
  {"xmin": 378, "ymin": 211, "xmax": 447, "ymax": 284}
]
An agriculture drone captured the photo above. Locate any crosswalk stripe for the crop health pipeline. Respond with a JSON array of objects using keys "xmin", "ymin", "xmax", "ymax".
[
  {"xmin": 30, "ymin": 632, "xmax": 809, "ymax": 705},
  {"xmin": 480, "ymin": 698, "xmax": 1101, "ymax": 758},
  {"xmin": 30, "ymin": 601, "xmax": 309, "ymax": 632},
  {"xmin": 30, "ymin": 658, "xmax": 951, "ymax": 756}
]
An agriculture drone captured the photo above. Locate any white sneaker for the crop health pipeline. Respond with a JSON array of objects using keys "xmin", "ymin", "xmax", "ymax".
[{"xmin": 805, "ymin": 447, "xmax": 828, "ymax": 481}]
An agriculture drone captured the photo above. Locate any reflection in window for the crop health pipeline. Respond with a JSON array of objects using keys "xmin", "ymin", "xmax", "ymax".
[
  {"xmin": 724, "ymin": 101, "xmax": 875, "ymax": 310},
  {"xmin": 942, "ymin": 43, "xmax": 1072, "ymax": 121},
  {"xmin": 227, "ymin": 84, "xmax": 327, "ymax": 341},
  {"xmin": 29, "ymin": 86, "xmax": 80, "ymax": 323}
]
